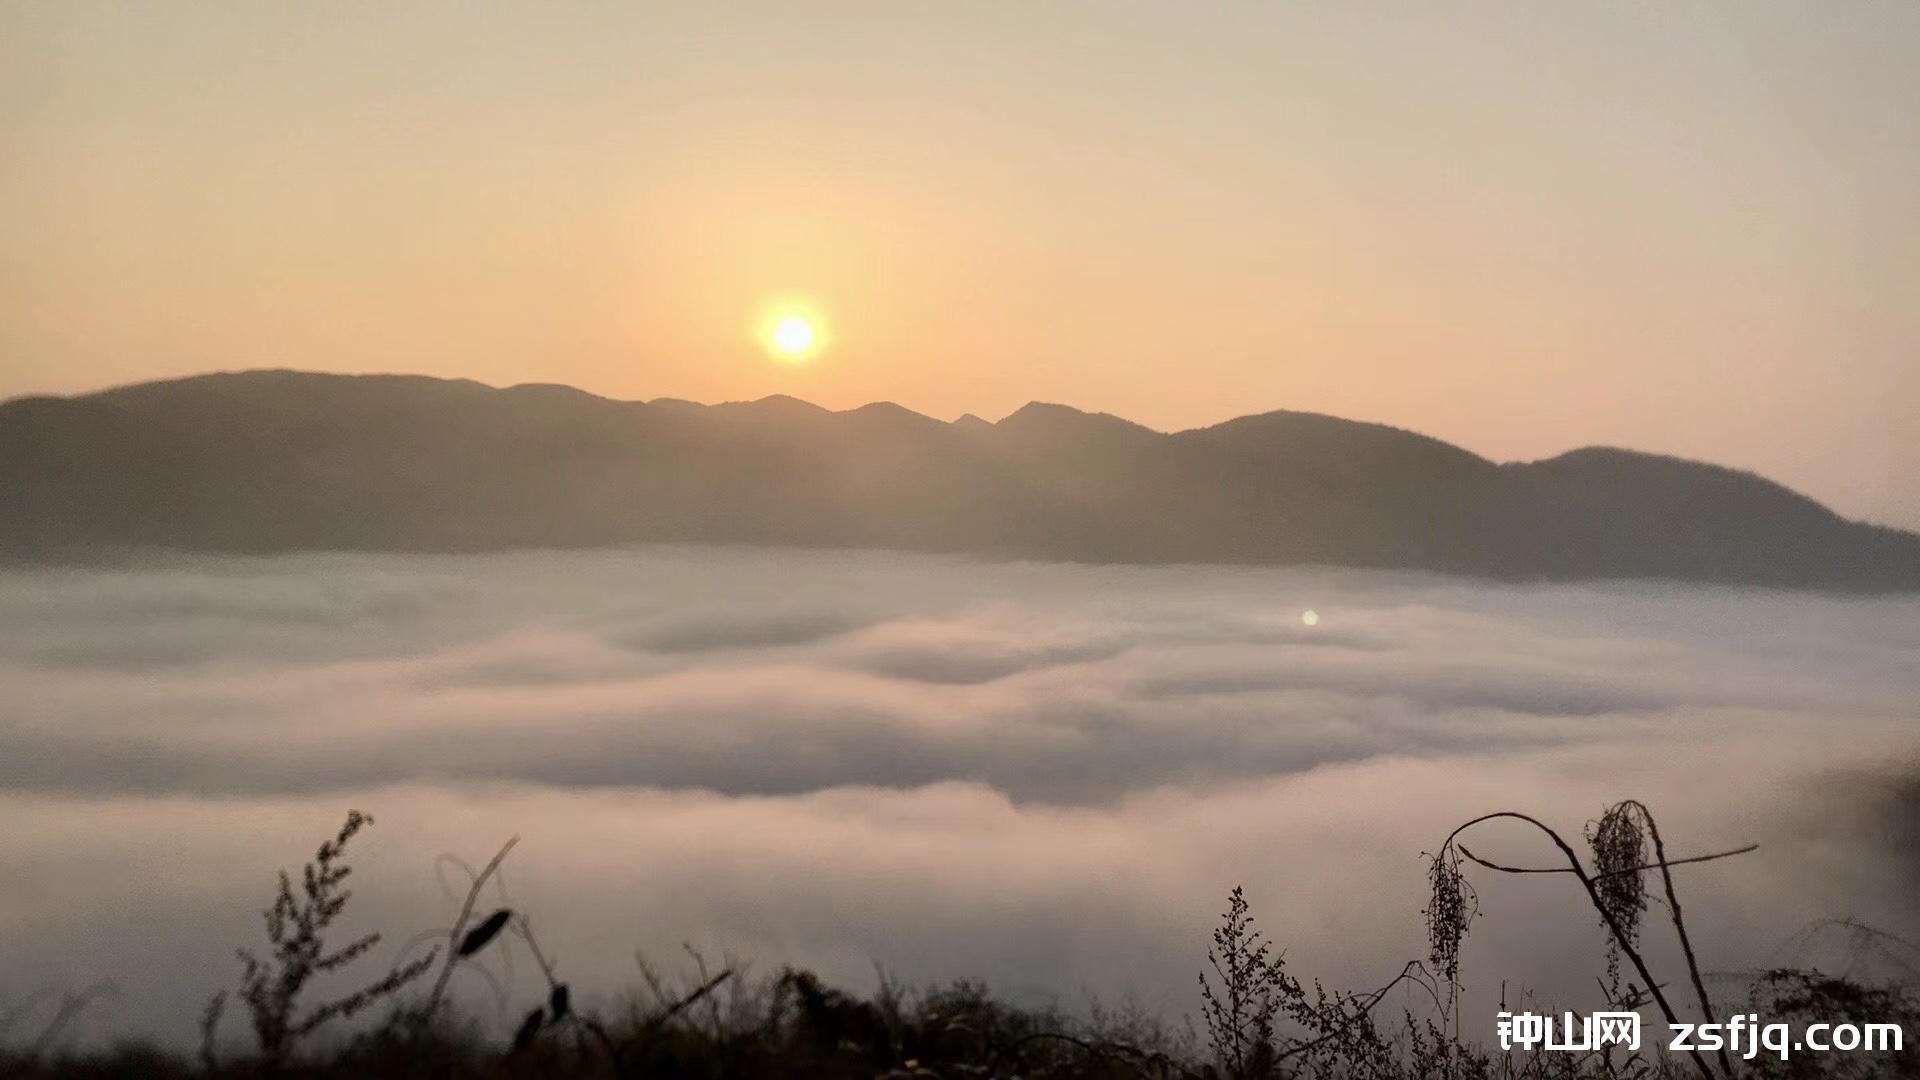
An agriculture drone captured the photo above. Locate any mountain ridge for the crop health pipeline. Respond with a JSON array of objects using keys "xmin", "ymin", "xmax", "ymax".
[{"xmin": 2, "ymin": 369, "xmax": 1914, "ymax": 591}]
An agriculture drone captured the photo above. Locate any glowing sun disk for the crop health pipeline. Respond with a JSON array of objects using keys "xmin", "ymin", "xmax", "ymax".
[
  {"xmin": 757, "ymin": 300, "xmax": 828, "ymax": 364},
  {"xmin": 772, "ymin": 317, "xmax": 816, "ymax": 356}
]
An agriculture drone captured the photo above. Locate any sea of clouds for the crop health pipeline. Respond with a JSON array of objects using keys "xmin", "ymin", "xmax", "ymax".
[{"xmin": 2, "ymin": 546, "xmax": 1917, "ymax": 1048}]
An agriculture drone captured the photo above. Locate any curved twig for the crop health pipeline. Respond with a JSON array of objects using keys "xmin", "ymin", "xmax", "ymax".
[
  {"xmin": 1785, "ymin": 917, "xmax": 1920, "ymax": 982},
  {"xmin": 1618, "ymin": 800, "xmax": 1735, "ymax": 1080},
  {"xmin": 433, "ymin": 853, "xmax": 478, "ymax": 906},
  {"xmin": 1441, "ymin": 812, "xmax": 1717, "ymax": 1080},
  {"xmin": 1272, "ymin": 961, "xmax": 1436, "ymax": 1066},
  {"xmin": 421, "ymin": 835, "xmax": 520, "ymax": 1017},
  {"xmin": 393, "ymin": 926, "xmax": 454, "ymax": 970}
]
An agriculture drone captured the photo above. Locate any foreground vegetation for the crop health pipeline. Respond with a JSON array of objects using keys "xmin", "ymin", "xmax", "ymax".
[{"xmin": 5, "ymin": 802, "xmax": 1917, "ymax": 1080}]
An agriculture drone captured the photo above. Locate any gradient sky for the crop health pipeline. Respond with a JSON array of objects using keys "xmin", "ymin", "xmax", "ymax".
[{"xmin": 3, "ymin": 3, "xmax": 1916, "ymax": 526}]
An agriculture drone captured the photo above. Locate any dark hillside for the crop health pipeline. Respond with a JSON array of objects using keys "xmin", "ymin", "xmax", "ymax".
[{"xmin": 3, "ymin": 371, "xmax": 1915, "ymax": 590}]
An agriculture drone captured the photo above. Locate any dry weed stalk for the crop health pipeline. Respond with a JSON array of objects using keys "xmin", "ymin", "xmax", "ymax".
[
  {"xmin": 213, "ymin": 809, "xmax": 436, "ymax": 1064},
  {"xmin": 1433, "ymin": 802, "xmax": 1756, "ymax": 1080}
]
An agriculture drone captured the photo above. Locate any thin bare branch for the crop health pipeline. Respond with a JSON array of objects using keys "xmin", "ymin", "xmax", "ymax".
[
  {"xmin": 1617, "ymin": 800, "xmax": 1735, "ymax": 1079},
  {"xmin": 1272, "ymin": 961, "xmax": 1434, "ymax": 1065},
  {"xmin": 421, "ymin": 835, "xmax": 520, "ymax": 1017},
  {"xmin": 1441, "ymin": 811, "xmax": 1718, "ymax": 1080},
  {"xmin": 1455, "ymin": 842, "xmax": 1756, "ymax": 879}
]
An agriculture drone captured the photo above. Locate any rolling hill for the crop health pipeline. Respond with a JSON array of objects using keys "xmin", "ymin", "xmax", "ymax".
[{"xmin": 2, "ymin": 370, "xmax": 1915, "ymax": 590}]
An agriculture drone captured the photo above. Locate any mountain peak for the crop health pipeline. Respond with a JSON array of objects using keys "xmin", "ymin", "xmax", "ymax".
[
  {"xmin": 843, "ymin": 400, "xmax": 925, "ymax": 418},
  {"xmin": 997, "ymin": 401, "xmax": 1157, "ymax": 437},
  {"xmin": 841, "ymin": 401, "xmax": 946, "ymax": 433},
  {"xmin": 705, "ymin": 394, "xmax": 831, "ymax": 422},
  {"xmin": 1001, "ymin": 401, "xmax": 1086, "ymax": 423},
  {"xmin": 647, "ymin": 397, "xmax": 710, "ymax": 413},
  {"xmin": 1182, "ymin": 409, "xmax": 1495, "ymax": 471}
]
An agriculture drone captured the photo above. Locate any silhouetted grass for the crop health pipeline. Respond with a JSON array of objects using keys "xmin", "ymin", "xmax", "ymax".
[{"xmin": 6, "ymin": 802, "xmax": 1918, "ymax": 1080}]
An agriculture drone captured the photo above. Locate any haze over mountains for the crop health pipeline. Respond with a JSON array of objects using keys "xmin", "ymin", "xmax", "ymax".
[{"xmin": 3, "ymin": 370, "xmax": 1916, "ymax": 590}]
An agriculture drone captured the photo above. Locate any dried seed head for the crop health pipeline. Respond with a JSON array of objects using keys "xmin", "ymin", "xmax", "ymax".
[
  {"xmin": 1588, "ymin": 803, "xmax": 1649, "ymax": 947},
  {"xmin": 457, "ymin": 908, "xmax": 513, "ymax": 958},
  {"xmin": 1423, "ymin": 847, "xmax": 1475, "ymax": 989}
]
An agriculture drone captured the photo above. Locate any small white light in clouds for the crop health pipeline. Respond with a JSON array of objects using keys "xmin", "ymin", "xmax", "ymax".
[{"xmin": 1302, "ymin": 610, "xmax": 1319, "ymax": 626}]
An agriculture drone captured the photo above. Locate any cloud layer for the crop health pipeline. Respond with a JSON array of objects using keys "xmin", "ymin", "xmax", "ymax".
[{"xmin": 2, "ymin": 547, "xmax": 1917, "ymax": 1046}]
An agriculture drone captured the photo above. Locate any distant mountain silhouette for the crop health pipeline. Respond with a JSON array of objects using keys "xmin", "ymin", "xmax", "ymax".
[{"xmin": 3, "ymin": 370, "xmax": 1916, "ymax": 590}]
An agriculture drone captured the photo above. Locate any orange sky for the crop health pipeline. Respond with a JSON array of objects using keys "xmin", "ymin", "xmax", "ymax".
[{"xmin": 2, "ymin": 3, "xmax": 1916, "ymax": 526}]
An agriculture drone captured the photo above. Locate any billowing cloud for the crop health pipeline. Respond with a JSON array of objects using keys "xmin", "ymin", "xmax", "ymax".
[{"xmin": 1, "ymin": 547, "xmax": 1916, "ymax": 1047}]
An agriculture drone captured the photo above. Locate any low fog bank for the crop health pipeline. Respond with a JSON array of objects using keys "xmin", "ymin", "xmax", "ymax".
[{"xmin": 1, "ymin": 547, "xmax": 1917, "ymax": 1046}]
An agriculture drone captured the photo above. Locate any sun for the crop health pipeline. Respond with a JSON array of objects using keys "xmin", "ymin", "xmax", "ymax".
[
  {"xmin": 757, "ymin": 299, "xmax": 829, "ymax": 364},
  {"xmin": 771, "ymin": 316, "xmax": 816, "ymax": 357}
]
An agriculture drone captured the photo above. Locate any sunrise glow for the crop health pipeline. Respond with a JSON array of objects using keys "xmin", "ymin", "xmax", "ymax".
[{"xmin": 758, "ymin": 301, "xmax": 828, "ymax": 364}]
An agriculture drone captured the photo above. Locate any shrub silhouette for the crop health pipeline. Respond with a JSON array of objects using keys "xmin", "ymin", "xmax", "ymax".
[
  {"xmin": 208, "ymin": 810, "xmax": 436, "ymax": 1065},
  {"xmin": 11, "ymin": 800, "xmax": 1920, "ymax": 1080}
]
